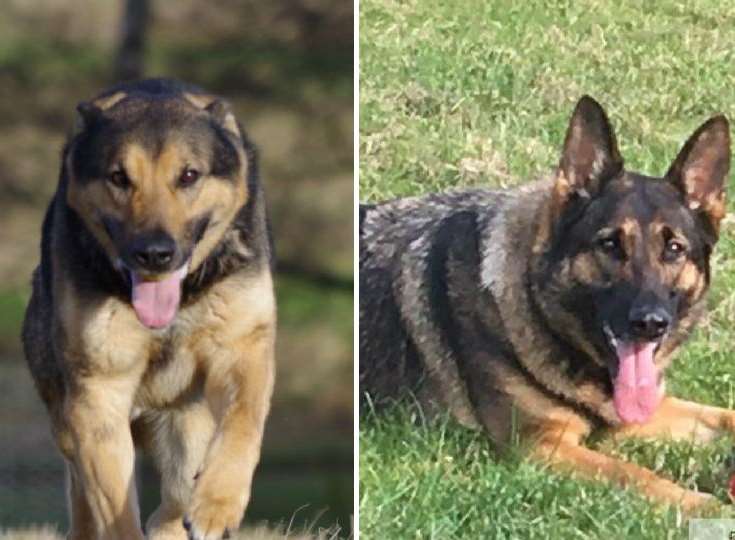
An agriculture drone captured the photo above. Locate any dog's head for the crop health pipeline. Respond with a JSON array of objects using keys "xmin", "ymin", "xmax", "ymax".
[
  {"xmin": 534, "ymin": 96, "xmax": 730, "ymax": 424},
  {"xmin": 65, "ymin": 87, "xmax": 250, "ymax": 329}
]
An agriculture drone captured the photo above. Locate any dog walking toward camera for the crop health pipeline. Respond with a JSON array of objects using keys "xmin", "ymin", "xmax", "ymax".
[
  {"xmin": 22, "ymin": 78, "xmax": 275, "ymax": 540},
  {"xmin": 360, "ymin": 95, "xmax": 735, "ymax": 510}
]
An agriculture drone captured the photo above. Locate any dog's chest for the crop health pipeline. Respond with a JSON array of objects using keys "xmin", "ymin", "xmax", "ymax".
[
  {"xmin": 131, "ymin": 281, "xmax": 255, "ymax": 411},
  {"xmin": 134, "ymin": 338, "xmax": 201, "ymax": 412}
]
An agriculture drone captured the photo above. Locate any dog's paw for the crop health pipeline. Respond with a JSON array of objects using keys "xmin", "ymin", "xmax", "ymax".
[{"xmin": 183, "ymin": 496, "xmax": 241, "ymax": 540}]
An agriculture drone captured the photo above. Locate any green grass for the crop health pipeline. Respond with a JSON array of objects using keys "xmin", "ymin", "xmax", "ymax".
[
  {"xmin": 0, "ymin": 289, "xmax": 27, "ymax": 354},
  {"xmin": 360, "ymin": 0, "xmax": 735, "ymax": 537},
  {"xmin": 361, "ymin": 405, "xmax": 735, "ymax": 539}
]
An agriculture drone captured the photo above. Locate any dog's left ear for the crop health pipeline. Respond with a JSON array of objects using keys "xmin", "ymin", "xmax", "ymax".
[
  {"xmin": 554, "ymin": 96, "xmax": 623, "ymax": 208},
  {"xmin": 205, "ymin": 99, "xmax": 242, "ymax": 139},
  {"xmin": 665, "ymin": 115, "xmax": 730, "ymax": 236}
]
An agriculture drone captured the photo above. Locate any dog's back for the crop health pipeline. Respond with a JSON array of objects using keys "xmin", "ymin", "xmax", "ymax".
[{"xmin": 359, "ymin": 188, "xmax": 522, "ymax": 411}]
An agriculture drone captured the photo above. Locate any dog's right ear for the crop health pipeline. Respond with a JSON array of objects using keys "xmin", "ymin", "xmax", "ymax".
[
  {"xmin": 74, "ymin": 101, "xmax": 103, "ymax": 132},
  {"xmin": 553, "ymin": 96, "xmax": 624, "ymax": 209},
  {"xmin": 74, "ymin": 92, "xmax": 127, "ymax": 133},
  {"xmin": 205, "ymin": 99, "xmax": 242, "ymax": 139}
]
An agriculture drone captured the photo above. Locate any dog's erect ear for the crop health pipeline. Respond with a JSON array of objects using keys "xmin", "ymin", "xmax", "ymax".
[
  {"xmin": 74, "ymin": 92, "xmax": 126, "ymax": 133},
  {"xmin": 75, "ymin": 101, "xmax": 103, "ymax": 131},
  {"xmin": 184, "ymin": 92, "xmax": 242, "ymax": 139},
  {"xmin": 665, "ymin": 115, "xmax": 730, "ymax": 236},
  {"xmin": 554, "ymin": 96, "xmax": 623, "ymax": 204},
  {"xmin": 205, "ymin": 99, "xmax": 242, "ymax": 139}
]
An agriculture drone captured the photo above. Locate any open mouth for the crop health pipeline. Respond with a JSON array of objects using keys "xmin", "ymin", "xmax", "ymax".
[
  {"xmin": 122, "ymin": 262, "xmax": 189, "ymax": 330},
  {"xmin": 603, "ymin": 324, "xmax": 662, "ymax": 425}
]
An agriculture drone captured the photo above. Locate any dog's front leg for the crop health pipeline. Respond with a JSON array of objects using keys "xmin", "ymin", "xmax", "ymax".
[
  {"xmin": 65, "ymin": 379, "xmax": 143, "ymax": 540},
  {"xmin": 185, "ymin": 325, "xmax": 275, "ymax": 540},
  {"xmin": 611, "ymin": 396, "xmax": 735, "ymax": 444},
  {"xmin": 531, "ymin": 415, "xmax": 717, "ymax": 512}
]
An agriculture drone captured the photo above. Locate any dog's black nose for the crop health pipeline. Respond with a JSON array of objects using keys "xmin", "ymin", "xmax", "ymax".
[
  {"xmin": 629, "ymin": 306, "xmax": 671, "ymax": 340},
  {"xmin": 131, "ymin": 232, "xmax": 176, "ymax": 272}
]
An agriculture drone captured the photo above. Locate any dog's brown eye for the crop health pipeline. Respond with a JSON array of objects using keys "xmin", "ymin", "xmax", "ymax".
[
  {"xmin": 597, "ymin": 236, "xmax": 620, "ymax": 253},
  {"xmin": 179, "ymin": 168, "xmax": 201, "ymax": 187},
  {"xmin": 665, "ymin": 239, "xmax": 686, "ymax": 257},
  {"xmin": 108, "ymin": 170, "xmax": 130, "ymax": 189}
]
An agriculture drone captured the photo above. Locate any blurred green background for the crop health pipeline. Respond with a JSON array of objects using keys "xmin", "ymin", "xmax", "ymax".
[{"xmin": 0, "ymin": 0, "xmax": 353, "ymax": 536}]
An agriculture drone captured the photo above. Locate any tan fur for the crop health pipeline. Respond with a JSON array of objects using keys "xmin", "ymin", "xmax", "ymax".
[
  {"xmin": 182, "ymin": 93, "xmax": 215, "ymax": 110},
  {"xmin": 569, "ymin": 252, "xmax": 604, "ymax": 285},
  {"xmin": 188, "ymin": 173, "xmax": 249, "ymax": 273},
  {"xmin": 548, "ymin": 171, "xmax": 573, "ymax": 226},
  {"xmin": 684, "ymin": 165, "xmax": 721, "ymax": 212},
  {"xmin": 67, "ymin": 140, "xmax": 249, "ymax": 280},
  {"xmin": 619, "ymin": 216, "xmax": 640, "ymax": 237},
  {"xmin": 612, "ymin": 396, "xmax": 735, "ymax": 443},
  {"xmin": 52, "ymin": 262, "xmax": 275, "ymax": 539},
  {"xmin": 66, "ymin": 171, "xmax": 126, "ymax": 266},
  {"xmin": 142, "ymin": 403, "xmax": 216, "ymax": 540},
  {"xmin": 93, "ymin": 91, "xmax": 128, "ymax": 111},
  {"xmin": 676, "ymin": 260, "xmax": 705, "ymax": 296},
  {"xmin": 532, "ymin": 424, "xmax": 717, "ymax": 511},
  {"xmin": 704, "ymin": 190, "xmax": 727, "ymax": 225},
  {"xmin": 530, "ymin": 396, "xmax": 735, "ymax": 512}
]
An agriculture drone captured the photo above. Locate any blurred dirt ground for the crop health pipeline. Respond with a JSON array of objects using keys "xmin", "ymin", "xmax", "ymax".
[{"xmin": 0, "ymin": 0, "xmax": 353, "ymax": 535}]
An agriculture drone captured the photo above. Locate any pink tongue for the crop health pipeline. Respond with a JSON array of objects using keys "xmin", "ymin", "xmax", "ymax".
[
  {"xmin": 130, "ymin": 268, "xmax": 185, "ymax": 329},
  {"xmin": 613, "ymin": 342, "xmax": 660, "ymax": 424}
]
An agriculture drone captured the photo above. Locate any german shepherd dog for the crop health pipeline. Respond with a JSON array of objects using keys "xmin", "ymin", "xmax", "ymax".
[
  {"xmin": 22, "ymin": 79, "xmax": 275, "ymax": 539},
  {"xmin": 360, "ymin": 96, "xmax": 734, "ymax": 510}
]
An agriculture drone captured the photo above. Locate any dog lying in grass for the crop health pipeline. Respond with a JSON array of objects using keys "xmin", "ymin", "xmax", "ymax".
[{"xmin": 360, "ymin": 95, "xmax": 733, "ymax": 510}]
